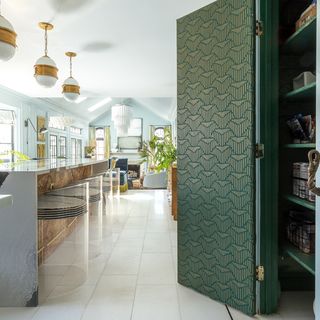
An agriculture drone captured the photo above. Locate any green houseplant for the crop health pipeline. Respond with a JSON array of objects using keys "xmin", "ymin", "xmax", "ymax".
[{"xmin": 140, "ymin": 127, "xmax": 176, "ymax": 172}]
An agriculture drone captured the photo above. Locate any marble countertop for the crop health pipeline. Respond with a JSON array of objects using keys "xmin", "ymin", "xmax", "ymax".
[
  {"xmin": 0, "ymin": 158, "xmax": 108, "ymax": 174},
  {"xmin": 0, "ymin": 195, "xmax": 13, "ymax": 208}
]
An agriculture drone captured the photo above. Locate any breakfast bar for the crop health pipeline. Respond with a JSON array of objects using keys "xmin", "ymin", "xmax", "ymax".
[{"xmin": 0, "ymin": 158, "xmax": 108, "ymax": 307}]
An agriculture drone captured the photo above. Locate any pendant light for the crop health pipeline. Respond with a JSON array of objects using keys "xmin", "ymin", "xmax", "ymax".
[
  {"xmin": 112, "ymin": 104, "xmax": 133, "ymax": 137},
  {"xmin": 0, "ymin": 0, "xmax": 17, "ymax": 61},
  {"xmin": 34, "ymin": 22, "xmax": 58, "ymax": 88},
  {"xmin": 62, "ymin": 52, "xmax": 80, "ymax": 102}
]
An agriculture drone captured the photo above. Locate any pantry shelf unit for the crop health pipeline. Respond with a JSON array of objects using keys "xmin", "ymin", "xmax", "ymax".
[
  {"xmin": 284, "ymin": 242, "xmax": 315, "ymax": 276},
  {"xmin": 284, "ymin": 143, "xmax": 316, "ymax": 149},
  {"xmin": 285, "ymin": 194, "xmax": 315, "ymax": 210},
  {"xmin": 284, "ymin": 82, "xmax": 316, "ymax": 101},
  {"xmin": 282, "ymin": 17, "xmax": 317, "ymax": 54}
]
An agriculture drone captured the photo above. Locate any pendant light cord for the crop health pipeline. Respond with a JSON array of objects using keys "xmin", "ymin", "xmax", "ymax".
[
  {"xmin": 44, "ymin": 27, "xmax": 48, "ymax": 56},
  {"xmin": 69, "ymin": 56, "xmax": 73, "ymax": 77}
]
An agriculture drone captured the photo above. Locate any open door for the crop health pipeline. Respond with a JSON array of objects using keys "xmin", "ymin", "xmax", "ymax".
[{"xmin": 177, "ymin": 0, "xmax": 256, "ymax": 316}]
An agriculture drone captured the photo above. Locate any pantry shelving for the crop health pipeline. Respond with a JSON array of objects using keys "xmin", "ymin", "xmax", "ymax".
[
  {"xmin": 284, "ymin": 243, "xmax": 315, "ymax": 276},
  {"xmin": 284, "ymin": 82, "xmax": 316, "ymax": 101},
  {"xmin": 284, "ymin": 143, "xmax": 316, "ymax": 149},
  {"xmin": 282, "ymin": 17, "xmax": 316, "ymax": 54},
  {"xmin": 278, "ymin": 0, "xmax": 317, "ymax": 295},
  {"xmin": 284, "ymin": 194, "xmax": 315, "ymax": 210}
]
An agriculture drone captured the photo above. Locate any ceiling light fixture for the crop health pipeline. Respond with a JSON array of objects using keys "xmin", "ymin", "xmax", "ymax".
[
  {"xmin": 88, "ymin": 97, "xmax": 112, "ymax": 112},
  {"xmin": 62, "ymin": 52, "xmax": 80, "ymax": 102},
  {"xmin": 34, "ymin": 22, "xmax": 58, "ymax": 88},
  {"xmin": 111, "ymin": 104, "xmax": 133, "ymax": 137},
  {"xmin": 0, "ymin": 0, "xmax": 17, "ymax": 61}
]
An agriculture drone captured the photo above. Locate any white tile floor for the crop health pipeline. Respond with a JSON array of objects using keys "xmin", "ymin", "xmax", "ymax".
[{"xmin": 0, "ymin": 190, "xmax": 315, "ymax": 320}]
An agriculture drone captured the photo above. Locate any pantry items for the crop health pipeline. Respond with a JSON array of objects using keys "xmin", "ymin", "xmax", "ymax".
[
  {"xmin": 287, "ymin": 210, "xmax": 315, "ymax": 254},
  {"xmin": 287, "ymin": 114, "xmax": 315, "ymax": 144},
  {"xmin": 292, "ymin": 162, "xmax": 315, "ymax": 202},
  {"xmin": 295, "ymin": 0, "xmax": 317, "ymax": 31},
  {"xmin": 293, "ymin": 72, "xmax": 316, "ymax": 90}
]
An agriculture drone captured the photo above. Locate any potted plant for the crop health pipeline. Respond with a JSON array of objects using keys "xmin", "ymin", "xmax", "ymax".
[
  {"xmin": 85, "ymin": 146, "xmax": 96, "ymax": 158},
  {"xmin": 140, "ymin": 127, "xmax": 176, "ymax": 172}
]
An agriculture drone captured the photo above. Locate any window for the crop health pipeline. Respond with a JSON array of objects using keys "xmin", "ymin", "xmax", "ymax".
[
  {"xmin": 154, "ymin": 127, "xmax": 165, "ymax": 139},
  {"xmin": 76, "ymin": 139, "xmax": 82, "ymax": 158},
  {"xmin": 96, "ymin": 128, "xmax": 105, "ymax": 157},
  {"xmin": 71, "ymin": 138, "xmax": 76, "ymax": 158},
  {"xmin": 117, "ymin": 118, "xmax": 142, "ymax": 151},
  {"xmin": 127, "ymin": 118, "xmax": 142, "ymax": 136},
  {"xmin": 49, "ymin": 117, "xmax": 65, "ymax": 131},
  {"xmin": 0, "ymin": 110, "xmax": 15, "ymax": 162},
  {"xmin": 71, "ymin": 138, "xmax": 82, "ymax": 158},
  {"xmin": 50, "ymin": 135, "xmax": 57, "ymax": 158},
  {"xmin": 70, "ymin": 126, "xmax": 82, "ymax": 135},
  {"xmin": 0, "ymin": 124, "xmax": 14, "ymax": 161},
  {"xmin": 59, "ymin": 136, "xmax": 67, "ymax": 157}
]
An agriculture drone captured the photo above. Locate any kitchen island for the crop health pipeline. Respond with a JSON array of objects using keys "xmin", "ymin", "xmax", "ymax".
[
  {"xmin": 0, "ymin": 158, "xmax": 108, "ymax": 307},
  {"xmin": 0, "ymin": 195, "xmax": 13, "ymax": 208}
]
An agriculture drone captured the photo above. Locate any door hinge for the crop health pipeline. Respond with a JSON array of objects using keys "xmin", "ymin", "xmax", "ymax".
[
  {"xmin": 256, "ymin": 266, "xmax": 265, "ymax": 281},
  {"xmin": 255, "ymin": 143, "xmax": 264, "ymax": 159},
  {"xmin": 256, "ymin": 20, "xmax": 263, "ymax": 36}
]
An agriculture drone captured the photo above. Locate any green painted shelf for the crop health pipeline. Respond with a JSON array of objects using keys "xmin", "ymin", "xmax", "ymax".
[
  {"xmin": 284, "ymin": 143, "xmax": 316, "ymax": 149},
  {"xmin": 284, "ymin": 82, "xmax": 316, "ymax": 101},
  {"xmin": 282, "ymin": 17, "xmax": 317, "ymax": 54},
  {"xmin": 284, "ymin": 243, "xmax": 315, "ymax": 276},
  {"xmin": 285, "ymin": 195, "xmax": 315, "ymax": 210}
]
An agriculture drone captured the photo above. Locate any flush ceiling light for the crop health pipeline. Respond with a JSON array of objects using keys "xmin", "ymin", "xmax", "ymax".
[
  {"xmin": 0, "ymin": 1, "xmax": 17, "ymax": 61},
  {"xmin": 34, "ymin": 22, "xmax": 58, "ymax": 88},
  {"xmin": 62, "ymin": 52, "xmax": 80, "ymax": 102},
  {"xmin": 88, "ymin": 97, "xmax": 112, "ymax": 112}
]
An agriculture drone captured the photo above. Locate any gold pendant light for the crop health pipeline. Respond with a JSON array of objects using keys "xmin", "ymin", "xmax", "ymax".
[
  {"xmin": 62, "ymin": 52, "xmax": 80, "ymax": 102},
  {"xmin": 34, "ymin": 22, "xmax": 58, "ymax": 88},
  {"xmin": 0, "ymin": 0, "xmax": 17, "ymax": 61}
]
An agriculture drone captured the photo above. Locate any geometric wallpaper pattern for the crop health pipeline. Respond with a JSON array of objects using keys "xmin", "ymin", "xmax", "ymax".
[{"xmin": 177, "ymin": 0, "xmax": 256, "ymax": 316}]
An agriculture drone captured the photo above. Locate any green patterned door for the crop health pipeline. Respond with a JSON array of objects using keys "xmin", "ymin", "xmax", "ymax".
[{"xmin": 177, "ymin": 0, "xmax": 256, "ymax": 316}]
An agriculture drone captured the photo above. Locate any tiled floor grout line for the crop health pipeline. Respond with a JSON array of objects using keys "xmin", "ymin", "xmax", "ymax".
[
  {"xmin": 169, "ymin": 212, "xmax": 183, "ymax": 320},
  {"xmin": 129, "ymin": 201, "xmax": 150, "ymax": 320},
  {"xmin": 79, "ymin": 195, "xmax": 134, "ymax": 320}
]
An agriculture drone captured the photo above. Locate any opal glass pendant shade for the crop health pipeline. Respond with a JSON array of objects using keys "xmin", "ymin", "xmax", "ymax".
[
  {"xmin": 34, "ymin": 55, "xmax": 58, "ymax": 88},
  {"xmin": 34, "ymin": 22, "xmax": 58, "ymax": 88},
  {"xmin": 62, "ymin": 76, "xmax": 80, "ymax": 102},
  {"xmin": 0, "ymin": 15, "xmax": 17, "ymax": 61},
  {"xmin": 62, "ymin": 52, "xmax": 80, "ymax": 102}
]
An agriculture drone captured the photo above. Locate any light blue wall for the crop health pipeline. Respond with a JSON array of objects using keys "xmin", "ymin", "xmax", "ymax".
[
  {"xmin": 0, "ymin": 85, "xmax": 89, "ymax": 159},
  {"xmin": 91, "ymin": 100, "xmax": 171, "ymax": 148}
]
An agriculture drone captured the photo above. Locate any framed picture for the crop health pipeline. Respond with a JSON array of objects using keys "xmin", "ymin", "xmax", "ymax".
[{"xmin": 37, "ymin": 116, "xmax": 46, "ymax": 142}]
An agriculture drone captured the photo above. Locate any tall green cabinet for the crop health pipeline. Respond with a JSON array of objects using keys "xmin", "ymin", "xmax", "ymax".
[{"xmin": 177, "ymin": 0, "xmax": 317, "ymax": 316}]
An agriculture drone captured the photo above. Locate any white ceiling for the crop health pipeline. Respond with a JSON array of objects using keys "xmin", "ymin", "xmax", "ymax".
[{"xmin": 1, "ymin": 0, "xmax": 214, "ymax": 100}]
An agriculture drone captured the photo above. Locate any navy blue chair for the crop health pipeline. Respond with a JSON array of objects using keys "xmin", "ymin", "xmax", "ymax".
[{"xmin": 115, "ymin": 158, "xmax": 128, "ymax": 192}]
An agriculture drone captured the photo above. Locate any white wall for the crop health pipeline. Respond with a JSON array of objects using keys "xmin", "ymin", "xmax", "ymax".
[{"xmin": 0, "ymin": 85, "xmax": 89, "ymax": 159}]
